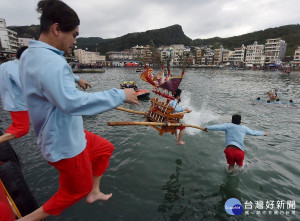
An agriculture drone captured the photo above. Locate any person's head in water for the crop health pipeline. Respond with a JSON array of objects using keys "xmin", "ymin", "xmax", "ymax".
[
  {"xmin": 232, "ymin": 114, "xmax": 241, "ymax": 125},
  {"xmin": 173, "ymin": 89, "xmax": 182, "ymax": 99},
  {"xmin": 289, "ymin": 99, "xmax": 293, "ymax": 103},
  {"xmin": 256, "ymin": 97, "xmax": 261, "ymax": 100},
  {"xmin": 267, "ymin": 100, "xmax": 270, "ymax": 103},
  {"xmin": 16, "ymin": 46, "xmax": 28, "ymax": 59},
  {"xmin": 276, "ymin": 98, "xmax": 280, "ymax": 102},
  {"xmin": 37, "ymin": 0, "xmax": 80, "ymax": 55}
]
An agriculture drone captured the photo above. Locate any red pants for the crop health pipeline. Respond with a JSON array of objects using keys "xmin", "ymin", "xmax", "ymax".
[
  {"xmin": 224, "ymin": 148, "xmax": 245, "ymax": 166},
  {"xmin": 177, "ymin": 126, "xmax": 186, "ymax": 130},
  {"xmin": 43, "ymin": 130, "xmax": 114, "ymax": 215},
  {"xmin": 5, "ymin": 111, "xmax": 30, "ymax": 138}
]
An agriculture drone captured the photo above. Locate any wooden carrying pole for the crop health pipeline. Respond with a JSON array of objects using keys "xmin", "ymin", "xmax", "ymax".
[
  {"xmin": 115, "ymin": 107, "xmax": 146, "ymax": 115},
  {"xmin": 115, "ymin": 107, "xmax": 189, "ymax": 116},
  {"xmin": 107, "ymin": 121, "xmax": 206, "ymax": 131}
]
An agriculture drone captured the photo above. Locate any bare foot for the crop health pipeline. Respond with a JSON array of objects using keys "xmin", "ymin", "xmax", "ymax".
[
  {"xmin": 177, "ymin": 141, "xmax": 185, "ymax": 145},
  {"xmin": 175, "ymin": 137, "xmax": 179, "ymax": 141},
  {"xmin": 86, "ymin": 191, "xmax": 112, "ymax": 204},
  {"xmin": 228, "ymin": 165, "xmax": 234, "ymax": 174}
]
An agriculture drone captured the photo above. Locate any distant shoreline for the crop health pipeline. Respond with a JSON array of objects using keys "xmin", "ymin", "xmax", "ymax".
[{"xmin": 72, "ymin": 69, "xmax": 105, "ymax": 73}]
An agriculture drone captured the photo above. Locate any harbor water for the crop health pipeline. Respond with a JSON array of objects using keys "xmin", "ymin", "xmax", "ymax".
[{"xmin": 1, "ymin": 68, "xmax": 299, "ymax": 221}]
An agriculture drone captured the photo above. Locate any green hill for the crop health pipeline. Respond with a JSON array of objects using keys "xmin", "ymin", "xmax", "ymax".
[
  {"xmin": 77, "ymin": 24, "xmax": 192, "ymax": 53},
  {"xmin": 192, "ymin": 24, "xmax": 300, "ymax": 57},
  {"xmin": 8, "ymin": 24, "xmax": 300, "ymax": 56}
]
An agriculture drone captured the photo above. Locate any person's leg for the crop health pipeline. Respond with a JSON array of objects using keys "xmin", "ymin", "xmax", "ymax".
[
  {"xmin": 224, "ymin": 148, "xmax": 235, "ymax": 174},
  {"xmin": 175, "ymin": 129, "xmax": 179, "ymax": 141},
  {"xmin": 26, "ymin": 148, "xmax": 93, "ymax": 219},
  {"xmin": 177, "ymin": 126, "xmax": 186, "ymax": 145},
  {"xmin": 84, "ymin": 130, "xmax": 114, "ymax": 203},
  {"xmin": 1, "ymin": 111, "xmax": 30, "ymax": 144},
  {"xmin": 86, "ymin": 175, "xmax": 112, "ymax": 203},
  {"xmin": 228, "ymin": 165, "xmax": 234, "ymax": 174},
  {"xmin": 18, "ymin": 206, "xmax": 49, "ymax": 221},
  {"xmin": 235, "ymin": 149, "xmax": 245, "ymax": 171},
  {"xmin": 43, "ymin": 150, "xmax": 93, "ymax": 215},
  {"xmin": 0, "ymin": 133, "xmax": 15, "ymax": 143}
]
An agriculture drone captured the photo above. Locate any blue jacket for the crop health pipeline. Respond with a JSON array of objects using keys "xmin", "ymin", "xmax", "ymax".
[
  {"xmin": 169, "ymin": 99, "xmax": 185, "ymax": 113},
  {"xmin": 0, "ymin": 59, "xmax": 27, "ymax": 111},
  {"xmin": 19, "ymin": 40, "xmax": 125, "ymax": 162},
  {"xmin": 206, "ymin": 123, "xmax": 264, "ymax": 151}
]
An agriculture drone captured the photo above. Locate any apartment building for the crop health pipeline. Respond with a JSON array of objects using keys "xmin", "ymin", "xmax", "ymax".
[
  {"xmin": 222, "ymin": 49, "xmax": 233, "ymax": 65},
  {"xmin": 265, "ymin": 38, "xmax": 287, "ymax": 63},
  {"xmin": 195, "ymin": 49, "xmax": 202, "ymax": 64},
  {"xmin": 0, "ymin": 18, "xmax": 19, "ymax": 53},
  {"xmin": 245, "ymin": 41, "xmax": 265, "ymax": 67},
  {"xmin": 160, "ymin": 46, "xmax": 171, "ymax": 64},
  {"xmin": 213, "ymin": 47, "xmax": 223, "ymax": 65},
  {"xmin": 131, "ymin": 45, "xmax": 152, "ymax": 63},
  {"xmin": 233, "ymin": 45, "xmax": 246, "ymax": 67},
  {"xmin": 18, "ymin": 37, "xmax": 34, "ymax": 46},
  {"xmin": 106, "ymin": 51, "xmax": 134, "ymax": 61},
  {"xmin": 74, "ymin": 49, "xmax": 105, "ymax": 64},
  {"xmin": 293, "ymin": 46, "xmax": 300, "ymax": 67}
]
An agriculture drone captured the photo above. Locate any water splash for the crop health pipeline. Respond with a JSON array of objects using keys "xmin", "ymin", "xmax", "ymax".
[{"xmin": 180, "ymin": 91, "xmax": 220, "ymax": 135}]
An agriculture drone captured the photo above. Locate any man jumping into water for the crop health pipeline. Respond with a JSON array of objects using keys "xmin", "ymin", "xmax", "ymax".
[{"xmin": 203, "ymin": 114, "xmax": 267, "ymax": 174}]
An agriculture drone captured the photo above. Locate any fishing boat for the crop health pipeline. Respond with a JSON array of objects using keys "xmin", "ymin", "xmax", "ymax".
[
  {"xmin": 0, "ymin": 130, "xmax": 39, "ymax": 219},
  {"xmin": 120, "ymin": 81, "xmax": 150, "ymax": 99},
  {"xmin": 136, "ymin": 89, "xmax": 150, "ymax": 98},
  {"xmin": 283, "ymin": 68, "xmax": 291, "ymax": 74}
]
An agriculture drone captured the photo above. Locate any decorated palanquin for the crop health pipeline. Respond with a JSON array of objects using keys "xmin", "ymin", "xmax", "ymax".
[
  {"xmin": 107, "ymin": 66, "xmax": 204, "ymax": 134},
  {"xmin": 146, "ymin": 97, "xmax": 185, "ymax": 135}
]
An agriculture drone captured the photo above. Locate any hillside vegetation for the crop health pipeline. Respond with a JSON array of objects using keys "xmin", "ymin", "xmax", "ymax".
[{"xmin": 9, "ymin": 24, "xmax": 300, "ymax": 56}]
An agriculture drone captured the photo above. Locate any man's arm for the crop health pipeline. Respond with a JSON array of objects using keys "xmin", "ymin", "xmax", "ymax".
[
  {"xmin": 73, "ymin": 74, "xmax": 91, "ymax": 91},
  {"xmin": 41, "ymin": 63, "xmax": 138, "ymax": 115},
  {"xmin": 245, "ymin": 126, "xmax": 266, "ymax": 136},
  {"xmin": 77, "ymin": 78, "xmax": 91, "ymax": 91},
  {"xmin": 206, "ymin": 123, "xmax": 229, "ymax": 131}
]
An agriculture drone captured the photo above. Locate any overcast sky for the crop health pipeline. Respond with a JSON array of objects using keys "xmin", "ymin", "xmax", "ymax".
[{"xmin": 1, "ymin": 0, "xmax": 300, "ymax": 40}]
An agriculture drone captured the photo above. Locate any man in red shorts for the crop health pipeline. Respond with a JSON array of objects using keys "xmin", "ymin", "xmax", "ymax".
[
  {"xmin": 0, "ymin": 46, "xmax": 29, "ymax": 144},
  {"xmin": 204, "ymin": 114, "xmax": 267, "ymax": 173},
  {"xmin": 18, "ymin": 0, "xmax": 139, "ymax": 220}
]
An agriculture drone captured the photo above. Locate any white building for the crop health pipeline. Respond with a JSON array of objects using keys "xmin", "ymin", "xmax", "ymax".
[
  {"xmin": 245, "ymin": 41, "xmax": 265, "ymax": 67},
  {"xmin": 160, "ymin": 47, "xmax": 171, "ymax": 64},
  {"xmin": 74, "ymin": 49, "xmax": 105, "ymax": 64},
  {"xmin": 293, "ymin": 46, "xmax": 300, "ymax": 67},
  {"xmin": 0, "ymin": 18, "xmax": 19, "ymax": 53},
  {"xmin": 106, "ymin": 51, "xmax": 134, "ymax": 61},
  {"xmin": 18, "ymin": 37, "xmax": 34, "ymax": 46},
  {"xmin": 265, "ymin": 38, "xmax": 287, "ymax": 63},
  {"xmin": 233, "ymin": 44, "xmax": 246, "ymax": 67},
  {"xmin": 158, "ymin": 44, "xmax": 188, "ymax": 66}
]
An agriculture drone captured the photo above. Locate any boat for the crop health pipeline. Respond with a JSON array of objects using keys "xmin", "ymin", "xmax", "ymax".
[
  {"xmin": 136, "ymin": 68, "xmax": 142, "ymax": 72},
  {"xmin": 282, "ymin": 68, "xmax": 291, "ymax": 74},
  {"xmin": 136, "ymin": 89, "xmax": 150, "ymax": 98},
  {"xmin": 120, "ymin": 82, "xmax": 150, "ymax": 99},
  {"xmin": 0, "ymin": 130, "xmax": 39, "ymax": 219}
]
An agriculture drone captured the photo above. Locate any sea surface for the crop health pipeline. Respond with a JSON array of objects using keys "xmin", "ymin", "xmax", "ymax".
[{"xmin": 1, "ymin": 68, "xmax": 299, "ymax": 221}]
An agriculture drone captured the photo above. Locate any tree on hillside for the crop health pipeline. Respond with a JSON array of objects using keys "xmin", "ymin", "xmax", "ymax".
[{"xmin": 149, "ymin": 40, "xmax": 162, "ymax": 66}]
